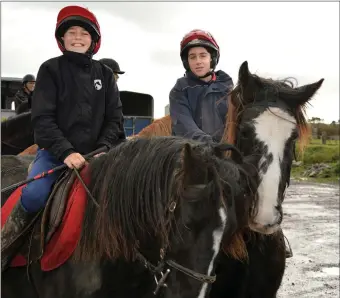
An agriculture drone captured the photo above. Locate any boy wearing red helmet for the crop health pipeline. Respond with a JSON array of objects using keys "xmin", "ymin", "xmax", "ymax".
[
  {"xmin": 170, "ymin": 29, "xmax": 293, "ymax": 258},
  {"xmin": 169, "ymin": 29, "xmax": 234, "ymax": 143},
  {"xmin": 1, "ymin": 5, "xmax": 125, "ymax": 271}
]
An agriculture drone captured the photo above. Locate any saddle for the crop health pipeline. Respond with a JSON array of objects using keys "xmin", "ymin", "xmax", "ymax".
[
  {"xmin": 41, "ymin": 169, "xmax": 79, "ymax": 244},
  {"xmin": 11, "ymin": 169, "xmax": 80, "ymax": 264}
]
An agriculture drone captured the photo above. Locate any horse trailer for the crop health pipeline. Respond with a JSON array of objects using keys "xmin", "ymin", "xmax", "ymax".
[{"xmin": 1, "ymin": 77, "xmax": 154, "ymax": 137}]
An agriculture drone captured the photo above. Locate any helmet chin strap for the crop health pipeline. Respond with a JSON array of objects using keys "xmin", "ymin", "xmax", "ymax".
[
  {"xmin": 85, "ymin": 41, "xmax": 96, "ymax": 58},
  {"xmin": 197, "ymin": 70, "xmax": 214, "ymax": 79}
]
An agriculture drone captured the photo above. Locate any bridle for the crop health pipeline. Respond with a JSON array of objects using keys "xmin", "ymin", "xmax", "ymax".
[
  {"xmin": 74, "ymin": 169, "xmax": 217, "ymax": 296},
  {"xmin": 134, "ymin": 207, "xmax": 217, "ymax": 295}
]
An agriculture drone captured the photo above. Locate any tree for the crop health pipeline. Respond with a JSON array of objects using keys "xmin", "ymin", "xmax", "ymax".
[{"xmin": 309, "ymin": 117, "xmax": 322, "ymax": 124}]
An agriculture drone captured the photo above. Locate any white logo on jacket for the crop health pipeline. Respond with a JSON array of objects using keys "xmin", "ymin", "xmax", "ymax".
[{"xmin": 94, "ymin": 79, "xmax": 102, "ymax": 90}]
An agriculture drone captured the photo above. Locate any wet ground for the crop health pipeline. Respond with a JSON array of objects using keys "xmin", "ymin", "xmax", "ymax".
[{"xmin": 278, "ymin": 181, "xmax": 339, "ymax": 298}]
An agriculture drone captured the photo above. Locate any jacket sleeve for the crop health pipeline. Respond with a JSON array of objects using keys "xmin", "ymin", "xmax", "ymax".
[
  {"xmin": 14, "ymin": 91, "xmax": 27, "ymax": 111},
  {"xmin": 169, "ymin": 81, "xmax": 213, "ymax": 143},
  {"xmin": 31, "ymin": 62, "xmax": 75, "ymax": 161},
  {"xmin": 96, "ymin": 72, "xmax": 126, "ymax": 150}
]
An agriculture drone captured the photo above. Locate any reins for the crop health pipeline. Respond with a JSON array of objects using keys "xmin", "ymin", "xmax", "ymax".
[{"xmin": 1, "ymin": 147, "xmax": 107, "ymax": 194}]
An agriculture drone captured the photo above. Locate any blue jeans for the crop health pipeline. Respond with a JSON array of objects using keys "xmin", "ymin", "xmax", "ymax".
[{"xmin": 20, "ymin": 148, "xmax": 64, "ymax": 213}]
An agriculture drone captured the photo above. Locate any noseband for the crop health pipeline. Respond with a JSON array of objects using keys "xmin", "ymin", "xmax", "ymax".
[{"xmin": 135, "ymin": 248, "xmax": 216, "ymax": 295}]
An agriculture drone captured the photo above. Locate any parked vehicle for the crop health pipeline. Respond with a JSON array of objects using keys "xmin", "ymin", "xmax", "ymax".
[{"xmin": 1, "ymin": 76, "xmax": 154, "ymax": 136}]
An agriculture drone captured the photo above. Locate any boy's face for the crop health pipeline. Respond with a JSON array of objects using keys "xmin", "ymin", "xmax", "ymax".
[
  {"xmin": 188, "ymin": 46, "xmax": 212, "ymax": 77},
  {"xmin": 62, "ymin": 26, "xmax": 92, "ymax": 54}
]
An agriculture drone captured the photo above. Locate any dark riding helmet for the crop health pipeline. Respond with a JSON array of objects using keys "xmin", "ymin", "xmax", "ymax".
[
  {"xmin": 55, "ymin": 5, "xmax": 101, "ymax": 55},
  {"xmin": 99, "ymin": 58, "xmax": 125, "ymax": 74},
  {"xmin": 22, "ymin": 74, "xmax": 36, "ymax": 84},
  {"xmin": 180, "ymin": 29, "xmax": 220, "ymax": 72}
]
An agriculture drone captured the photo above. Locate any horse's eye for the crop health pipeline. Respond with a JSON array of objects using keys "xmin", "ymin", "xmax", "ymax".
[{"xmin": 292, "ymin": 131, "xmax": 299, "ymax": 139}]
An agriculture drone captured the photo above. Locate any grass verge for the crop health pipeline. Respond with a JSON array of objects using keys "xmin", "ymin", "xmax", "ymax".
[{"xmin": 292, "ymin": 139, "xmax": 339, "ymax": 184}]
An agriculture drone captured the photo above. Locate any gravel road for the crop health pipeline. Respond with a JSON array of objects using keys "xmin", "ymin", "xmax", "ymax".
[{"xmin": 278, "ymin": 181, "xmax": 339, "ymax": 298}]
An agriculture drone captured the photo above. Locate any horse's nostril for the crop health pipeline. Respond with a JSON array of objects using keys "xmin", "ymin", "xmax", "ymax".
[
  {"xmin": 277, "ymin": 214, "xmax": 283, "ymax": 225},
  {"xmin": 275, "ymin": 205, "xmax": 282, "ymax": 212}
]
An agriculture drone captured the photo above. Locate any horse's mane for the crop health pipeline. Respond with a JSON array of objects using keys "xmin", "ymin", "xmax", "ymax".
[
  {"xmin": 75, "ymin": 137, "xmax": 194, "ymax": 262},
  {"xmin": 228, "ymin": 75, "xmax": 311, "ymax": 153}
]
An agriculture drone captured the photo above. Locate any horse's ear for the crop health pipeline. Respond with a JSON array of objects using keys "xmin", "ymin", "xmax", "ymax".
[
  {"xmin": 281, "ymin": 79, "xmax": 324, "ymax": 106},
  {"xmin": 238, "ymin": 61, "xmax": 251, "ymax": 87},
  {"xmin": 181, "ymin": 143, "xmax": 200, "ymax": 184},
  {"xmin": 181, "ymin": 143, "xmax": 208, "ymax": 186}
]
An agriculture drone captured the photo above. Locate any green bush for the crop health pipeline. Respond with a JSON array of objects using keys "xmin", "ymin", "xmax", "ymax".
[
  {"xmin": 296, "ymin": 142, "xmax": 339, "ymax": 165},
  {"xmin": 319, "ymin": 162, "xmax": 340, "ymax": 178}
]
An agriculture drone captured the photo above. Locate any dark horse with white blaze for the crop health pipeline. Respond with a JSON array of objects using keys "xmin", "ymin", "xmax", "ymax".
[
  {"xmin": 209, "ymin": 61, "xmax": 323, "ymax": 298},
  {"xmin": 2, "ymin": 136, "xmax": 256, "ymax": 298}
]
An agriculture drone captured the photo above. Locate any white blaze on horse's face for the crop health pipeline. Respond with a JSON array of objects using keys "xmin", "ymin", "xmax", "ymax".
[
  {"xmin": 249, "ymin": 107, "xmax": 296, "ymax": 234},
  {"xmin": 197, "ymin": 207, "xmax": 227, "ymax": 298}
]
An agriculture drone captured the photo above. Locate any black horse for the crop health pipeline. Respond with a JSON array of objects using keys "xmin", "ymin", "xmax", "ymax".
[
  {"xmin": 1, "ymin": 111, "xmax": 34, "ymax": 155},
  {"xmin": 209, "ymin": 61, "xmax": 324, "ymax": 297},
  {"xmin": 2, "ymin": 136, "xmax": 255, "ymax": 298}
]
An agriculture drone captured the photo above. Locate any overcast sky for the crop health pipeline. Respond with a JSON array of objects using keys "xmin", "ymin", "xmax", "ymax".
[{"xmin": 2, "ymin": 2, "xmax": 339, "ymax": 123}]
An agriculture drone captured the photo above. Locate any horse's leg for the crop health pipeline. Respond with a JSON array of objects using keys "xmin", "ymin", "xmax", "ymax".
[
  {"xmin": 245, "ymin": 230, "xmax": 286, "ymax": 298},
  {"xmin": 210, "ymin": 250, "xmax": 249, "ymax": 298}
]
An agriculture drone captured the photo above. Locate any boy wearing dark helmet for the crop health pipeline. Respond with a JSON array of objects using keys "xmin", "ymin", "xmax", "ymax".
[
  {"xmin": 1, "ymin": 5, "xmax": 125, "ymax": 271},
  {"xmin": 170, "ymin": 29, "xmax": 293, "ymax": 258}
]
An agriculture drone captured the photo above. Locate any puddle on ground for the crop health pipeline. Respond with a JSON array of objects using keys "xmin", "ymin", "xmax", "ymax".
[{"xmin": 321, "ymin": 267, "xmax": 339, "ymax": 276}]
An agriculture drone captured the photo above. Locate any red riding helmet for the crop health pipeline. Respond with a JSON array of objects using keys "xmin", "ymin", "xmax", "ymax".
[
  {"xmin": 180, "ymin": 29, "xmax": 220, "ymax": 71},
  {"xmin": 55, "ymin": 5, "xmax": 101, "ymax": 54}
]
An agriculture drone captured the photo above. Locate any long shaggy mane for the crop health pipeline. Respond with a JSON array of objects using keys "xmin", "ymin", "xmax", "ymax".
[{"xmin": 74, "ymin": 137, "xmax": 194, "ymax": 262}]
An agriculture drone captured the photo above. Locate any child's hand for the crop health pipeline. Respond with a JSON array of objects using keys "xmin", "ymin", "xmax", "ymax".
[{"xmin": 64, "ymin": 153, "xmax": 86, "ymax": 169}]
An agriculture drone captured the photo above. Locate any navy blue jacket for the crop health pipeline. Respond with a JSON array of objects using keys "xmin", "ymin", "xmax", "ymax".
[{"xmin": 169, "ymin": 70, "xmax": 234, "ymax": 143}]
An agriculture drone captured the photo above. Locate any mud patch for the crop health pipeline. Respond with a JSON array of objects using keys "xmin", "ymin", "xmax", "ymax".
[{"xmin": 278, "ymin": 181, "xmax": 339, "ymax": 298}]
